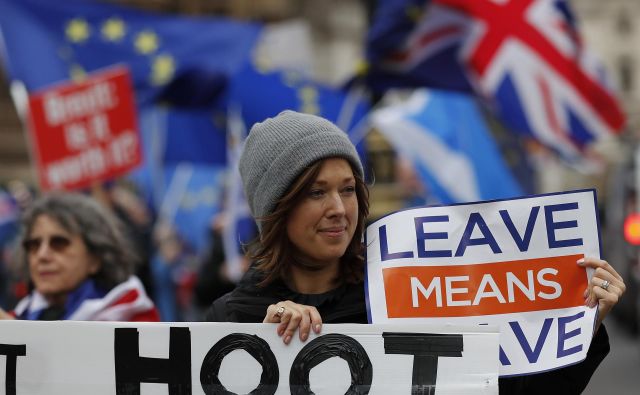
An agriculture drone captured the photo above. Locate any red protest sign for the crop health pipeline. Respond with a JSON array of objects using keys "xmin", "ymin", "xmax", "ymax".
[{"xmin": 26, "ymin": 66, "xmax": 142, "ymax": 191}]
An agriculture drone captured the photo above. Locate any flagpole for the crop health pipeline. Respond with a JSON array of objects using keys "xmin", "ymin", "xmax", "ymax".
[
  {"xmin": 157, "ymin": 162, "xmax": 193, "ymax": 225},
  {"xmin": 223, "ymin": 103, "xmax": 248, "ymax": 283},
  {"xmin": 8, "ymin": 80, "xmax": 40, "ymax": 189}
]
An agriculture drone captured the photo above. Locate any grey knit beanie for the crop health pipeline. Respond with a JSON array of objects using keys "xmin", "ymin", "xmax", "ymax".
[{"xmin": 239, "ymin": 110, "xmax": 363, "ymax": 230}]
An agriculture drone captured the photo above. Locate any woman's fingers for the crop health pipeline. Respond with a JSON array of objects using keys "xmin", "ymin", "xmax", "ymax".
[
  {"xmin": 281, "ymin": 306, "xmax": 302, "ymax": 344},
  {"xmin": 309, "ymin": 307, "xmax": 323, "ymax": 334},
  {"xmin": 578, "ymin": 257, "xmax": 626, "ymax": 328},
  {"xmin": 297, "ymin": 307, "xmax": 312, "ymax": 342},
  {"xmin": 262, "ymin": 301, "xmax": 322, "ymax": 344},
  {"xmin": 578, "ymin": 257, "xmax": 624, "ymax": 281},
  {"xmin": 263, "ymin": 303, "xmax": 283, "ymax": 323}
]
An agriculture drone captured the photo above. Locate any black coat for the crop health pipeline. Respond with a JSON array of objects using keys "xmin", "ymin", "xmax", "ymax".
[{"xmin": 206, "ymin": 267, "xmax": 610, "ymax": 395}]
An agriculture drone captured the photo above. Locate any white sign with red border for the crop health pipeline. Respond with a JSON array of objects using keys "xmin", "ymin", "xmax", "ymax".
[{"xmin": 26, "ymin": 66, "xmax": 142, "ymax": 191}]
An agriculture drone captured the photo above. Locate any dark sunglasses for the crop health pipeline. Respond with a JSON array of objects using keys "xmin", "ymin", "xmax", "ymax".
[{"xmin": 22, "ymin": 235, "xmax": 72, "ymax": 254}]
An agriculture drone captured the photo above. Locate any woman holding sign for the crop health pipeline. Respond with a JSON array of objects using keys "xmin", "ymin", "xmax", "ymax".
[
  {"xmin": 0, "ymin": 193, "xmax": 159, "ymax": 321},
  {"xmin": 207, "ymin": 110, "xmax": 624, "ymax": 393}
]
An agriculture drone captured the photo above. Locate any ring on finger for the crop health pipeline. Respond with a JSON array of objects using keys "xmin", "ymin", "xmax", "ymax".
[
  {"xmin": 600, "ymin": 280, "xmax": 610, "ymax": 291},
  {"xmin": 275, "ymin": 305, "xmax": 285, "ymax": 318}
]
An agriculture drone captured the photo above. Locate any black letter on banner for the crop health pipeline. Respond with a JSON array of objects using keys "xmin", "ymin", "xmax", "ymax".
[
  {"xmin": 383, "ymin": 333, "xmax": 463, "ymax": 395},
  {"xmin": 114, "ymin": 327, "xmax": 191, "ymax": 395},
  {"xmin": 289, "ymin": 333, "xmax": 372, "ymax": 395},
  {"xmin": 0, "ymin": 344, "xmax": 26, "ymax": 395},
  {"xmin": 200, "ymin": 333, "xmax": 278, "ymax": 395}
]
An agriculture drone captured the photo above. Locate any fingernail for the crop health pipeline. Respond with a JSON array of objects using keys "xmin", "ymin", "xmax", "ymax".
[
  {"xmin": 315, "ymin": 324, "xmax": 322, "ymax": 333},
  {"xmin": 583, "ymin": 289, "xmax": 588, "ymax": 298},
  {"xmin": 577, "ymin": 258, "xmax": 585, "ymax": 265},
  {"xmin": 277, "ymin": 327, "xmax": 284, "ymax": 336},
  {"xmin": 284, "ymin": 335, "xmax": 291, "ymax": 344},
  {"xmin": 301, "ymin": 333, "xmax": 308, "ymax": 341}
]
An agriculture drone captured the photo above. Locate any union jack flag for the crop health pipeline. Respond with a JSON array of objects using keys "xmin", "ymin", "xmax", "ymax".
[{"xmin": 366, "ymin": 0, "xmax": 626, "ymax": 161}]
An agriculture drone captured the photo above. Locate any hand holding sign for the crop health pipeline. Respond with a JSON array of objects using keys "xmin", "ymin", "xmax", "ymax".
[
  {"xmin": 263, "ymin": 300, "xmax": 322, "ymax": 344},
  {"xmin": 366, "ymin": 189, "xmax": 615, "ymax": 376},
  {"xmin": 578, "ymin": 257, "xmax": 626, "ymax": 330}
]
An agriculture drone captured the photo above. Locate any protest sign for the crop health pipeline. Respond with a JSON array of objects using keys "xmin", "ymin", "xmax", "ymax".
[
  {"xmin": 26, "ymin": 66, "xmax": 142, "ymax": 191},
  {"xmin": 365, "ymin": 190, "xmax": 600, "ymax": 376},
  {"xmin": 0, "ymin": 321, "xmax": 499, "ymax": 394}
]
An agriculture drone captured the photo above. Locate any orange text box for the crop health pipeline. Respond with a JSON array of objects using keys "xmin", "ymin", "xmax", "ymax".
[{"xmin": 383, "ymin": 254, "xmax": 586, "ymax": 318}]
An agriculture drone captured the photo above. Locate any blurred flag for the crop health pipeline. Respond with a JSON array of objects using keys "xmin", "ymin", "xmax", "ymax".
[
  {"xmin": 366, "ymin": 0, "xmax": 625, "ymax": 162},
  {"xmin": 162, "ymin": 107, "xmax": 227, "ymax": 166},
  {"xmin": 0, "ymin": 0, "xmax": 260, "ymax": 106},
  {"xmin": 230, "ymin": 65, "xmax": 370, "ymax": 135},
  {"xmin": 128, "ymin": 105, "xmax": 228, "ymax": 253},
  {"xmin": 222, "ymin": 106, "xmax": 253, "ymax": 282},
  {"xmin": 156, "ymin": 163, "xmax": 226, "ymax": 253},
  {"xmin": 229, "ymin": 64, "xmax": 371, "ymax": 163},
  {"xmin": 372, "ymin": 89, "xmax": 523, "ymax": 204}
]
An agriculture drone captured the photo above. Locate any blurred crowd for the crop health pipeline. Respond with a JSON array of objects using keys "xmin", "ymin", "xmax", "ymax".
[{"xmin": 0, "ymin": 179, "xmax": 255, "ymax": 322}]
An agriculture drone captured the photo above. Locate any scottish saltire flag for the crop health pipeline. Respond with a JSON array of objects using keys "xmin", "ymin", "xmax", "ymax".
[
  {"xmin": 366, "ymin": 0, "xmax": 625, "ymax": 161},
  {"xmin": 0, "ymin": 0, "xmax": 260, "ymax": 105},
  {"xmin": 371, "ymin": 89, "xmax": 522, "ymax": 204}
]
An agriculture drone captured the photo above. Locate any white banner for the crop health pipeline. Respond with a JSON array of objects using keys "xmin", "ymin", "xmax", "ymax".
[
  {"xmin": 0, "ymin": 321, "xmax": 499, "ymax": 394},
  {"xmin": 365, "ymin": 190, "xmax": 600, "ymax": 376}
]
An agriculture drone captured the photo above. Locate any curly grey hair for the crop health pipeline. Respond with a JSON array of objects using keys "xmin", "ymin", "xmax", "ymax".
[{"xmin": 18, "ymin": 192, "xmax": 138, "ymax": 291}]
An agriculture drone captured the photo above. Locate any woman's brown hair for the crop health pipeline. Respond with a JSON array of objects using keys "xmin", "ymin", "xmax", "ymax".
[{"xmin": 249, "ymin": 158, "xmax": 369, "ymax": 287}]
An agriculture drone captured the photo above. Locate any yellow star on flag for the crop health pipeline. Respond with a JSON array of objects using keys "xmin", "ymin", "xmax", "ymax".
[
  {"xmin": 102, "ymin": 18, "xmax": 126, "ymax": 42},
  {"xmin": 253, "ymin": 55, "xmax": 272, "ymax": 74},
  {"xmin": 282, "ymin": 70, "xmax": 303, "ymax": 88},
  {"xmin": 151, "ymin": 54, "xmax": 175, "ymax": 85},
  {"xmin": 69, "ymin": 64, "xmax": 87, "ymax": 82},
  {"xmin": 66, "ymin": 18, "xmax": 91, "ymax": 43},
  {"xmin": 299, "ymin": 85, "xmax": 320, "ymax": 115},
  {"xmin": 135, "ymin": 30, "xmax": 160, "ymax": 54},
  {"xmin": 299, "ymin": 85, "xmax": 319, "ymax": 101}
]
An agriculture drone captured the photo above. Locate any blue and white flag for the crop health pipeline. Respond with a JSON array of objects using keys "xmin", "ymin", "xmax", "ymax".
[{"xmin": 371, "ymin": 89, "xmax": 522, "ymax": 204}]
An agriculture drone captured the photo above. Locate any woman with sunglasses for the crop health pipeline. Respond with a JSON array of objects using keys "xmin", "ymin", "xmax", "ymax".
[
  {"xmin": 207, "ymin": 110, "xmax": 625, "ymax": 394},
  {"xmin": 0, "ymin": 192, "xmax": 159, "ymax": 321}
]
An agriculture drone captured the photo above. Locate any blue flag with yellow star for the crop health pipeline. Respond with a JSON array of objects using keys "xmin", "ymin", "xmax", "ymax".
[
  {"xmin": 229, "ymin": 65, "xmax": 370, "ymax": 132},
  {"xmin": 228, "ymin": 64, "xmax": 371, "ymax": 164},
  {"xmin": 0, "ymin": 0, "xmax": 261, "ymax": 106}
]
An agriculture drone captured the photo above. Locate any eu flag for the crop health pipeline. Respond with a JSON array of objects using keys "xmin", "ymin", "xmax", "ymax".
[
  {"xmin": 0, "ymin": 0, "xmax": 261, "ymax": 106},
  {"xmin": 230, "ymin": 65, "xmax": 369, "ymax": 133},
  {"xmin": 228, "ymin": 64, "xmax": 371, "ymax": 164}
]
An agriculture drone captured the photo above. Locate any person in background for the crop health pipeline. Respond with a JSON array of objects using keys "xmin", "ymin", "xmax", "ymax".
[
  {"xmin": 0, "ymin": 192, "xmax": 159, "ymax": 321},
  {"xmin": 193, "ymin": 211, "xmax": 255, "ymax": 313},
  {"xmin": 206, "ymin": 110, "xmax": 625, "ymax": 394},
  {"xmin": 90, "ymin": 181, "xmax": 155, "ymax": 298},
  {"xmin": 0, "ymin": 187, "xmax": 20, "ymax": 309},
  {"xmin": 150, "ymin": 220, "xmax": 198, "ymax": 321}
]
